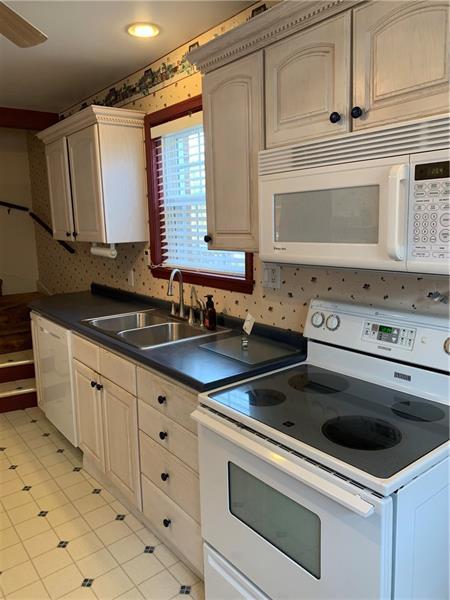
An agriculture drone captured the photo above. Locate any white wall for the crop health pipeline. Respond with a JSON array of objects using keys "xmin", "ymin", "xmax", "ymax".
[{"xmin": 0, "ymin": 128, "xmax": 38, "ymax": 294}]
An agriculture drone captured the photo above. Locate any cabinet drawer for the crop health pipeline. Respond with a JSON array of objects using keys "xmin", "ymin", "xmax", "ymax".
[
  {"xmin": 139, "ymin": 431, "xmax": 200, "ymax": 522},
  {"xmin": 138, "ymin": 400, "xmax": 198, "ymax": 472},
  {"xmin": 141, "ymin": 474, "xmax": 203, "ymax": 574},
  {"xmin": 72, "ymin": 334, "xmax": 100, "ymax": 371},
  {"xmin": 100, "ymin": 348, "xmax": 136, "ymax": 395},
  {"xmin": 137, "ymin": 368, "xmax": 198, "ymax": 433}
]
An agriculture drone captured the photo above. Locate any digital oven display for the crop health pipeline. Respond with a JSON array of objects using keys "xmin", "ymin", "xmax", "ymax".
[
  {"xmin": 415, "ymin": 161, "xmax": 449, "ymax": 180},
  {"xmin": 379, "ymin": 325, "xmax": 393, "ymax": 334}
]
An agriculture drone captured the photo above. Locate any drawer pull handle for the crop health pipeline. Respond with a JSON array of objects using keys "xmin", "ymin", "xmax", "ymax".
[
  {"xmin": 157, "ymin": 395, "xmax": 166, "ymax": 405},
  {"xmin": 159, "ymin": 431, "xmax": 168, "ymax": 440},
  {"xmin": 161, "ymin": 472, "xmax": 169, "ymax": 482},
  {"xmin": 96, "ymin": 383, "xmax": 103, "ymax": 391},
  {"xmin": 163, "ymin": 518, "xmax": 171, "ymax": 528},
  {"xmin": 351, "ymin": 106, "xmax": 364, "ymax": 119},
  {"xmin": 329, "ymin": 111, "xmax": 341, "ymax": 123},
  {"xmin": 90, "ymin": 381, "xmax": 97, "ymax": 388}
]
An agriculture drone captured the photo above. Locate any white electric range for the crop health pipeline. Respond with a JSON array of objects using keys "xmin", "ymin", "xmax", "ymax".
[{"xmin": 193, "ymin": 300, "xmax": 450, "ymax": 600}]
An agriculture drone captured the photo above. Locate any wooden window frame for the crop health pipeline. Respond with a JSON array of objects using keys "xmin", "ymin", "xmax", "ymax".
[{"xmin": 144, "ymin": 95, "xmax": 254, "ymax": 294}]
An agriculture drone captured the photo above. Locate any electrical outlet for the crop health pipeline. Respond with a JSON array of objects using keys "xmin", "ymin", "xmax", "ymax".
[{"xmin": 263, "ymin": 264, "xmax": 281, "ymax": 289}]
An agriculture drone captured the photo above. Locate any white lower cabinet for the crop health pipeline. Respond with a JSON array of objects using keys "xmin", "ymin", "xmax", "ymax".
[
  {"xmin": 73, "ymin": 359, "xmax": 105, "ymax": 473},
  {"xmin": 102, "ymin": 378, "xmax": 141, "ymax": 509}
]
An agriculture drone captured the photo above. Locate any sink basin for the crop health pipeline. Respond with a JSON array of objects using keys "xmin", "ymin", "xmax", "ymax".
[
  {"xmin": 117, "ymin": 322, "xmax": 215, "ymax": 349},
  {"xmin": 83, "ymin": 309, "xmax": 169, "ymax": 333}
]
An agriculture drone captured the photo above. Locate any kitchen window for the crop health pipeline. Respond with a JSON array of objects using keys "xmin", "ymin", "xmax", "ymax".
[{"xmin": 145, "ymin": 96, "xmax": 253, "ymax": 293}]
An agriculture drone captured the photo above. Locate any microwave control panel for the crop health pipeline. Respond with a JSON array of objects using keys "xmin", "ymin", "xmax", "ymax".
[
  {"xmin": 362, "ymin": 321, "xmax": 416, "ymax": 350},
  {"xmin": 408, "ymin": 159, "xmax": 450, "ymax": 263}
]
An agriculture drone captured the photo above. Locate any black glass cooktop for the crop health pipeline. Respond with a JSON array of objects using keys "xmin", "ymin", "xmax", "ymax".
[{"xmin": 209, "ymin": 364, "xmax": 450, "ymax": 479}]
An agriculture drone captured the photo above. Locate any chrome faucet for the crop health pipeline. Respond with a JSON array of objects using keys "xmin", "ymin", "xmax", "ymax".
[{"xmin": 167, "ymin": 269, "xmax": 185, "ymax": 318}]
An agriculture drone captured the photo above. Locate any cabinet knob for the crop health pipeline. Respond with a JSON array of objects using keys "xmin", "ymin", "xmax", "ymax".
[
  {"xmin": 329, "ymin": 111, "xmax": 341, "ymax": 124},
  {"xmin": 161, "ymin": 472, "xmax": 169, "ymax": 482},
  {"xmin": 159, "ymin": 431, "xmax": 168, "ymax": 440},
  {"xmin": 66, "ymin": 231, "xmax": 71, "ymax": 237},
  {"xmin": 90, "ymin": 380, "xmax": 97, "ymax": 388},
  {"xmin": 157, "ymin": 395, "xmax": 166, "ymax": 405},
  {"xmin": 204, "ymin": 235, "xmax": 212, "ymax": 243},
  {"xmin": 351, "ymin": 106, "xmax": 364, "ymax": 119},
  {"xmin": 163, "ymin": 518, "xmax": 171, "ymax": 528},
  {"xmin": 96, "ymin": 383, "xmax": 103, "ymax": 391}
]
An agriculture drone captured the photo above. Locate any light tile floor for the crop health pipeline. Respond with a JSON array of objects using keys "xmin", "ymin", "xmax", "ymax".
[{"xmin": 0, "ymin": 408, "xmax": 204, "ymax": 600}]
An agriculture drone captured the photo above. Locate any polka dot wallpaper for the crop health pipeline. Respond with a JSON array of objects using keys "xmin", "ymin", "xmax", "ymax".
[{"xmin": 27, "ymin": 4, "xmax": 450, "ymax": 334}]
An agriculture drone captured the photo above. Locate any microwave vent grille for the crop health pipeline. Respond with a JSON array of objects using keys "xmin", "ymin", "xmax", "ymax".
[{"xmin": 259, "ymin": 115, "xmax": 450, "ymax": 175}]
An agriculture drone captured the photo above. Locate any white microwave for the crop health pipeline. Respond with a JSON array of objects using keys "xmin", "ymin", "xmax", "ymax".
[{"xmin": 259, "ymin": 148, "xmax": 450, "ymax": 275}]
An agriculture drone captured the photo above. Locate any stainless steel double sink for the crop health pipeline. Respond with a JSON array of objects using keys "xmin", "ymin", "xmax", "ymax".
[{"xmin": 82, "ymin": 308, "xmax": 227, "ymax": 350}]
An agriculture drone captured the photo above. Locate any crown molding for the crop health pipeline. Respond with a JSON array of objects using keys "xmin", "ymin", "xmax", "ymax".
[
  {"xmin": 186, "ymin": 0, "xmax": 364, "ymax": 73},
  {"xmin": 37, "ymin": 105, "xmax": 145, "ymax": 144}
]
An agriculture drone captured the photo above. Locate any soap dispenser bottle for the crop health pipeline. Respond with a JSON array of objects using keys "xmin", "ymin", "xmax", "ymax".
[{"xmin": 204, "ymin": 295, "xmax": 217, "ymax": 331}]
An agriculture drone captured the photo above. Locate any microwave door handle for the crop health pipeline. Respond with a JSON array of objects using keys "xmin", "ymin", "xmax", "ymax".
[
  {"xmin": 193, "ymin": 408, "xmax": 375, "ymax": 518},
  {"xmin": 387, "ymin": 164, "xmax": 409, "ymax": 260}
]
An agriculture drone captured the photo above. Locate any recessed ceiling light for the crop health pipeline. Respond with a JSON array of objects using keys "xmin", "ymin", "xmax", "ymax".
[{"xmin": 127, "ymin": 22, "xmax": 159, "ymax": 38}]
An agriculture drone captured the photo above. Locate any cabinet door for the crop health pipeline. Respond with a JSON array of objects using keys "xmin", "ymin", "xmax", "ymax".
[
  {"xmin": 202, "ymin": 51, "xmax": 263, "ymax": 251},
  {"xmin": 73, "ymin": 359, "xmax": 105, "ymax": 471},
  {"xmin": 102, "ymin": 378, "xmax": 141, "ymax": 508},
  {"xmin": 45, "ymin": 138, "xmax": 74, "ymax": 241},
  {"xmin": 265, "ymin": 12, "xmax": 351, "ymax": 147},
  {"xmin": 67, "ymin": 124, "xmax": 106, "ymax": 242},
  {"xmin": 353, "ymin": 1, "xmax": 450, "ymax": 130}
]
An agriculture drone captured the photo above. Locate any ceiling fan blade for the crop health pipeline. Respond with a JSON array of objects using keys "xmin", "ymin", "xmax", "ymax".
[{"xmin": 0, "ymin": 1, "xmax": 47, "ymax": 47}]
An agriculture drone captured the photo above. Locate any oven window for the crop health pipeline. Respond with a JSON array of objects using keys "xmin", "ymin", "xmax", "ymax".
[
  {"xmin": 274, "ymin": 185, "xmax": 379, "ymax": 244},
  {"xmin": 228, "ymin": 462, "xmax": 321, "ymax": 578}
]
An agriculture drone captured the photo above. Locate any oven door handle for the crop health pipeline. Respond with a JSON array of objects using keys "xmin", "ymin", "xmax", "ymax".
[
  {"xmin": 193, "ymin": 408, "xmax": 375, "ymax": 518},
  {"xmin": 387, "ymin": 163, "xmax": 409, "ymax": 261}
]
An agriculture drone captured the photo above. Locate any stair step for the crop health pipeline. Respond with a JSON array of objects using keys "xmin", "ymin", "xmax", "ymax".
[
  {"xmin": 0, "ymin": 378, "xmax": 36, "ymax": 399},
  {"xmin": 0, "ymin": 349, "xmax": 34, "ymax": 367}
]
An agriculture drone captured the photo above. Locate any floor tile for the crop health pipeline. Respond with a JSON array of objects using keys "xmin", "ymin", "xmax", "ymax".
[
  {"xmin": 153, "ymin": 544, "xmax": 179, "ymax": 568},
  {"xmin": 0, "ymin": 477, "xmax": 24, "ymax": 498},
  {"xmin": 0, "ymin": 469, "xmax": 21, "ymax": 485},
  {"xmin": 91, "ymin": 566, "xmax": 134, "ymax": 600},
  {"xmin": 1, "ymin": 559, "xmax": 40, "ymax": 594},
  {"xmin": 8, "ymin": 580, "xmax": 50, "ymax": 599},
  {"xmin": 30, "ymin": 479, "xmax": 60, "ymax": 500},
  {"xmin": 122, "ymin": 553, "xmax": 165, "ymax": 585},
  {"xmin": 0, "ymin": 525, "xmax": 20, "ymax": 549},
  {"xmin": 42, "ymin": 563, "xmax": 84, "ymax": 600},
  {"xmin": 45, "ymin": 502, "xmax": 79, "ymax": 527},
  {"xmin": 1, "ymin": 489, "xmax": 34, "ymax": 511},
  {"xmin": 169, "ymin": 561, "xmax": 200, "ymax": 586},
  {"xmin": 120, "ymin": 513, "xmax": 143, "ymax": 532},
  {"xmin": 15, "ymin": 514, "xmax": 51, "ymax": 540},
  {"xmin": 55, "ymin": 471, "xmax": 86, "ymax": 490},
  {"xmin": 67, "ymin": 531, "xmax": 103, "ymax": 561},
  {"xmin": 84, "ymin": 504, "xmax": 116, "ymax": 529},
  {"xmin": 95, "ymin": 520, "xmax": 132, "ymax": 546},
  {"xmin": 77, "ymin": 547, "xmax": 118, "ymax": 578},
  {"xmin": 73, "ymin": 493, "xmax": 107, "ymax": 514},
  {"xmin": 23, "ymin": 529, "xmax": 60, "ymax": 558},
  {"xmin": 107, "ymin": 533, "xmax": 146, "ymax": 564},
  {"xmin": 47, "ymin": 460, "xmax": 75, "ymax": 478},
  {"xmin": 3, "ymin": 443, "xmax": 29, "ymax": 458},
  {"xmin": 116, "ymin": 588, "xmax": 145, "ymax": 600},
  {"xmin": 0, "ymin": 542, "xmax": 28, "ymax": 571},
  {"xmin": 40, "ymin": 452, "xmax": 68, "ymax": 468},
  {"xmin": 32, "ymin": 547, "xmax": 74, "ymax": 578},
  {"xmin": 21, "ymin": 468, "xmax": 53, "ymax": 486},
  {"xmin": 37, "ymin": 489, "xmax": 70, "ymax": 511},
  {"xmin": 135, "ymin": 527, "xmax": 161, "ymax": 548},
  {"xmin": 16, "ymin": 459, "xmax": 45, "ymax": 476},
  {"xmin": 64, "ymin": 481, "xmax": 93, "ymax": 502},
  {"xmin": 0, "ymin": 509, "xmax": 12, "ymax": 530},
  {"xmin": 189, "ymin": 581, "xmax": 205, "ymax": 600},
  {"xmin": 138, "ymin": 569, "xmax": 180, "ymax": 600},
  {"xmin": 53, "ymin": 516, "xmax": 91, "ymax": 541},
  {"xmin": 8, "ymin": 499, "xmax": 40, "ymax": 524},
  {"xmin": 33, "ymin": 443, "xmax": 59, "ymax": 459},
  {"xmin": 60, "ymin": 586, "xmax": 96, "ymax": 600}
]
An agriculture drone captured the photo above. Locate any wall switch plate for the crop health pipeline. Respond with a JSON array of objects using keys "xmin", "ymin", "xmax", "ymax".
[{"xmin": 263, "ymin": 264, "xmax": 281, "ymax": 289}]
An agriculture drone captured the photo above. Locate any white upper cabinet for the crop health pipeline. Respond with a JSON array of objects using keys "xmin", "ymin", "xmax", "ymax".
[
  {"xmin": 45, "ymin": 138, "xmax": 74, "ymax": 240},
  {"xmin": 265, "ymin": 12, "xmax": 351, "ymax": 147},
  {"xmin": 38, "ymin": 105, "xmax": 148, "ymax": 244},
  {"xmin": 202, "ymin": 51, "xmax": 263, "ymax": 251},
  {"xmin": 353, "ymin": 1, "xmax": 450, "ymax": 130},
  {"xmin": 68, "ymin": 124, "xmax": 106, "ymax": 242}
]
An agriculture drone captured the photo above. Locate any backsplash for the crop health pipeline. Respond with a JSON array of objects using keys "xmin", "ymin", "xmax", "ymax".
[{"xmin": 27, "ymin": 3, "xmax": 449, "ymax": 333}]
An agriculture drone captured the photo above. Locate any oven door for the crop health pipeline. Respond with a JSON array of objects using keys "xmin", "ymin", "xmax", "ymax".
[
  {"xmin": 194, "ymin": 408, "xmax": 393, "ymax": 600},
  {"xmin": 259, "ymin": 155, "xmax": 409, "ymax": 271}
]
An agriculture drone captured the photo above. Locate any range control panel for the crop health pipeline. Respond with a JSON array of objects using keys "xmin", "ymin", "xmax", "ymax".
[
  {"xmin": 362, "ymin": 321, "xmax": 416, "ymax": 350},
  {"xmin": 409, "ymin": 159, "xmax": 450, "ymax": 263}
]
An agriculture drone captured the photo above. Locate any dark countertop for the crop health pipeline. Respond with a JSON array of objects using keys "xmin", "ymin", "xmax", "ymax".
[{"xmin": 29, "ymin": 285, "xmax": 307, "ymax": 392}]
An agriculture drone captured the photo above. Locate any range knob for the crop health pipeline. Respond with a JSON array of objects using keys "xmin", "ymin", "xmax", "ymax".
[
  {"xmin": 311, "ymin": 312, "xmax": 325, "ymax": 328},
  {"xmin": 326, "ymin": 314, "xmax": 340, "ymax": 331},
  {"xmin": 444, "ymin": 338, "xmax": 450, "ymax": 355}
]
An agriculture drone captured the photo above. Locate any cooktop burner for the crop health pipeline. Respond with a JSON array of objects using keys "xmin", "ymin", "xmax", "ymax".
[
  {"xmin": 391, "ymin": 400, "xmax": 446, "ymax": 422},
  {"xmin": 289, "ymin": 372, "xmax": 348, "ymax": 394},
  {"xmin": 208, "ymin": 364, "xmax": 450, "ymax": 479},
  {"xmin": 247, "ymin": 389, "xmax": 286, "ymax": 407},
  {"xmin": 322, "ymin": 416, "xmax": 402, "ymax": 451}
]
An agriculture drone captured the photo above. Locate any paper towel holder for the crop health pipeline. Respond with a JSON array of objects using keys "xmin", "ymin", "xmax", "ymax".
[{"xmin": 90, "ymin": 243, "xmax": 118, "ymax": 259}]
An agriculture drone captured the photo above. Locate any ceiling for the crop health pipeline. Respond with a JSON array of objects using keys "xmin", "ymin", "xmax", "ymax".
[{"xmin": 0, "ymin": 1, "xmax": 252, "ymax": 113}]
